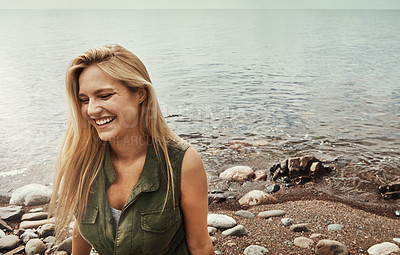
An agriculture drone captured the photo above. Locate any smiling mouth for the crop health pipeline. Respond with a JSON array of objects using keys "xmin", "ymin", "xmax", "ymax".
[{"xmin": 95, "ymin": 116, "xmax": 116, "ymax": 126}]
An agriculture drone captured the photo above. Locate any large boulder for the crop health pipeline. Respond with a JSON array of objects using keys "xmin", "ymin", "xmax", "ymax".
[
  {"xmin": 238, "ymin": 190, "xmax": 278, "ymax": 206},
  {"xmin": 10, "ymin": 184, "xmax": 52, "ymax": 206},
  {"xmin": 219, "ymin": 166, "xmax": 254, "ymax": 181}
]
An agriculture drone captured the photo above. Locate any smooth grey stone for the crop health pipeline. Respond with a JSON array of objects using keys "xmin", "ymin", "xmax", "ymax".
[
  {"xmin": 266, "ymin": 184, "xmax": 280, "ymax": 193},
  {"xmin": 25, "ymin": 238, "xmax": 46, "ymax": 255},
  {"xmin": 21, "ymin": 212, "xmax": 48, "ymax": 221},
  {"xmin": 0, "ymin": 234, "xmax": 20, "ymax": 250},
  {"xmin": 38, "ymin": 223, "xmax": 55, "ymax": 238},
  {"xmin": 221, "ymin": 225, "xmax": 248, "ymax": 236},
  {"xmin": 244, "ymin": 244, "xmax": 269, "ymax": 255},
  {"xmin": 234, "ymin": 210, "xmax": 255, "ymax": 219},
  {"xmin": 29, "ymin": 208, "xmax": 43, "ymax": 213},
  {"xmin": 393, "ymin": 238, "xmax": 400, "ymax": 244},
  {"xmin": 0, "ymin": 206, "xmax": 23, "ymax": 221},
  {"xmin": 281, "ymin": 218, "xmax": 294, "ymax": 226},
  {"xmin": 207, "ymin": 214, "xmax": 236, "ymax": 229},
  {"xmin": 294, "ymin": 237, "xmax": 314, "ymax": 248},
  {"xmin": 0, "ymin": 229, "xmax": 5, "ymax": 238},
  {"xmin": 328, "ymin": 224, "xmax": 344, "ymax": 231},
  {"xmin": 20, "ymin": 218, "xmax": 55, "ymax": 229},
  {"xmin": 257, "ymin": 210, "xmax": 286, "ymax": 218},
  {"xmin": 367, "ymin": 242, "xmax": 400, "ymax": 255},
  {"xmin": 57, "ymin": 237, "xmax": 72, "ymax": 254},
  {"xmin": 0, "ymin": 218, "xmax": 13, "ymax": 232},
  {"xmin": 43, "ymin": 236, "xmax": 57, "ymax": 244},
  {"xmin": 316, "ymin": 239, "xmax": 349, "ymax": 255},
  {"xmin": 395, "ymin": 210, "xmax": 400, "ymax": 217},
  {"xmin": 20, "ymin": 229, "xmax": 39, "ymax": 243},
  {"xmin": 10, "ymin": 184, "xmax": 52, "ymax": 206},
  {"xmin": 290, "ymin": 223, "xmax": 310, "ymax": 232}
]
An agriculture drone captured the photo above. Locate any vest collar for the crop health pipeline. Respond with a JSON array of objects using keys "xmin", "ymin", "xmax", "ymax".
[{"xmin": 103, "ymin": 142, "xmax": 161, "ymax": 206}]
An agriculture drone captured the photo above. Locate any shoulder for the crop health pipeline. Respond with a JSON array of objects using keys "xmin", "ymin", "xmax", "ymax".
[{"xmin": 181, "ymin": 146, "xmax": 205, "ymax": 180}]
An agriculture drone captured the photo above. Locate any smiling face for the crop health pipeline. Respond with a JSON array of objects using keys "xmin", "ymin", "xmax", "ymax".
[{"xmin": 78, "ymin": 65, "xmax": 146, "ymax": 142}]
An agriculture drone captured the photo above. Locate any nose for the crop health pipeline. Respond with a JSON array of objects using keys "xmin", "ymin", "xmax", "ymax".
[{"xmin": 87, "ymin": 99, "xmax": 102, "ymax": 117}]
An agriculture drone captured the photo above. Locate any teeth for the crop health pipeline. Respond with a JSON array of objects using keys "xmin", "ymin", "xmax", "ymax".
[{"xmin": 95, "ymin": 117, "xmax": 115, "ymax": 126}]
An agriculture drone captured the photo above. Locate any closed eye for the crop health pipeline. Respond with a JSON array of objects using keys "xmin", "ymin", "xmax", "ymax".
[
  {"xmin": 79, "ymin": 97, "xmax": 89, "ymax": 104},
  {"xmin": 100, "ymin": 93, "xmax": 114, "ymax": 99}
]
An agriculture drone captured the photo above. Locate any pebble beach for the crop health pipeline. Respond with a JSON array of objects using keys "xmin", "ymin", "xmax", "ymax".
[{"xmin": 1, "ymin": 165, "xmax": 400, "ymax": 255}]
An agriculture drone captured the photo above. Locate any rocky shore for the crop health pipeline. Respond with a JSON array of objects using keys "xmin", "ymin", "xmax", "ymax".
[{"xmin": 1, "ymin": 157, "xmax": 400, "ymax": 254}]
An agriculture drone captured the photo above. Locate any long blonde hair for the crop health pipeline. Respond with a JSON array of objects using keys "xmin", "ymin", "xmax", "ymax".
[{"xmin": 50, "ymin": 44, "xmax": 181, "ymax": 239}]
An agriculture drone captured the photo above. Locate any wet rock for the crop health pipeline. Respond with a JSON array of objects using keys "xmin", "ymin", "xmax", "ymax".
[
  {"xmin": 20, "ymin": 218, "xmax": 55, "ymax": 229},
  {"xmin": 294, "ymin": 176, "xmax": 312, "ymax": 185},
  {"xmin": 234, "ymin": 210, "xmax": 255, "ymax": 219},
  {"xmin": 294, "ymin": 237, "xmax": 314, "ymax": 248},
  {"xmin": 21, "ymin": 212, "xmax": 48, "ymax": 221},
  {"xmin": 266, "ymin": 184, "xmax": 280, "ymax": 193},
  {"xmin": 222, "ymin": 225, "xmax": 248, "ymax": 236},
  {"xmin": 207, "ymin": 214, "xmax": 236, "ymax": 229},
  {"xmin": 25, "ymin": 238, "xmax": 46, "ymax": 255},
  {"xmin": 219, "ymin": 166, "xmax": 254, "ymax": 181},
  {"xmin": 253, "ymin": 170, "xmax": 267, "ymax": 181},
  {"xmin": 310, "ymin": 162, "xmax": 326, "ymax": 177},
  {"xmin": 0, "ymin": 218, "xmax": 13, "ymax": 232},
  {"xmin": 21, "ymin": 229, "xmax": 39, "ymax": 243},
  {"xmin": 257, "ymin": 210, "xmax": 286, "ymax": 219},
  {"xmin": 316, "ymin": 239, "xmax": 349, "ymax": 255},
  {"xmin": 270, "ymin": 156, "xmax": 330, "ymax": 181},
  {"xmin": 367, "ymin": 242, "xmax": 400, "ymax": 255},
  {"xmin": 244, "ymin": 244, "xmax": 269, "ymax": 254},
  {"xmin": 0, "ymin": 234, "xmax": 20, "ymax": 250},
  {"xmin": 282, "ymin": 176, "xmax": 291, "ymax": 183},
  {"xmin": 378, "ymin": 182, "xmax": 400, "ymax": 199},
  {"xmin": 57, "ymin": 237, "xmax": 72, "ymax": 254},
  {"xmin": 299, "ymin": 156, "xmax": 317, "ymax": 174},
  {"xmin": 10, "ymin": 184, "xmax": 52, "ymax": 206},
  {"xmin": 208, "ymin": 194, "xmax": 226, "ymax": 204},
  {"xmin": 288, "ymin": 158, "xmax": 301, "ymax": 177},
  {"xmin": 238, "ymin": 190, "xmax": 278, "ymax": 206},
  {"xmin": 281, "ymin": 218, "xmax": 294, "ymax": 227},
  {"xmin": 207, "ymin": 227, "xmax": 217, "ymax": 235},
  {"xmin": 0, "ymin": 205, "xmax": 24, "ymax": 221},
  {"xmin": 38, "ymin": 224, "xmax": 55, "ymax": 238},
  {"xmin": 290, "ymin": 223, "xmax": 310, "ymax": 232},
  {"xmin": 328, "ymin": 224, "xmax": 344, "ymax": 231}
]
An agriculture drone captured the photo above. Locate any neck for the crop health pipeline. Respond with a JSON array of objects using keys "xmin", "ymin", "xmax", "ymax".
[{"xmin": 108, "ymin": 135, "xmax": 149, "ymax": 163}]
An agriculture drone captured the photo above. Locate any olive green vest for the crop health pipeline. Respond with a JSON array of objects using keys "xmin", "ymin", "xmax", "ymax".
[{"xmin": 79, "ymin": 140, "xmax": 190, "ymax": 255}]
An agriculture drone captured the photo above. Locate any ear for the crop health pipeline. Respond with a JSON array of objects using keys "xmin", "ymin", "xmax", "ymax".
[{"xmin": 138, "ymin": 87, "xmax": 147, "ymax": 104}]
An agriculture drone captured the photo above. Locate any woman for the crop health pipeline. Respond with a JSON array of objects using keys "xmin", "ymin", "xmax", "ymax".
[{"xmin": 50, "ymin": 44, "xmax": 214, "ymax": 255}]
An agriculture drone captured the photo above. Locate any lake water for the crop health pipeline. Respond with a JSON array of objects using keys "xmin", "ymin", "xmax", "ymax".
[{"xmin": 0, "ymin": 10, "xmax": 399, "ymax": 200}]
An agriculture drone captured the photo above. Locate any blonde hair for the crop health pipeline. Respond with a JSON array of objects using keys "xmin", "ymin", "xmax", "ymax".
[{"xmin": 50, "ymin": 44, "xmax": 181, "ymax": 239}]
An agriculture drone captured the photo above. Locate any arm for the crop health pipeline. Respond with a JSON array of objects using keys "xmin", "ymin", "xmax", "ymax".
[
  {"xmin": 72, "ymin": 220, "xmax": 92, "ymax": 255},
  {"xmin": 180, "ymin": 147, "xmax": 215, "ymax": 255}
]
